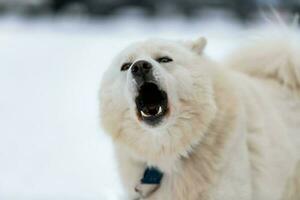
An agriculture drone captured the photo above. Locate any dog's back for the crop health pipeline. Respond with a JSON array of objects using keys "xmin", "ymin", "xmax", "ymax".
[
  {"xmin": 227, "ymin": 24, "xmax": 300, "ymax": 155},
  {"xmin": 226, "ymin": 24, "xmax": 300, "ymax": 199}
]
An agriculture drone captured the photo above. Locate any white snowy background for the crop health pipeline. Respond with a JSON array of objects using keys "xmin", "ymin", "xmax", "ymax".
[{"xmin": 0, "ymin": 13, "xmax": 252, "ymax": 200}]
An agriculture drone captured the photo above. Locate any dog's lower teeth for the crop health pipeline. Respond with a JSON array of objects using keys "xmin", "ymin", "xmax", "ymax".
[
  {"xmin": 157, "ymin": 106, "xmax": 162, "ymax": 115},
  {"xmin": 141, "ymin": 110, "xmax": 151, "ymax": 117},
  {"xmin": 140, "ymin": 106, "xmax": 162, "ymax": 117}
]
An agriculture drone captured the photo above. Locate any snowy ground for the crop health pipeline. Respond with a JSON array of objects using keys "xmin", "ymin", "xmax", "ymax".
[{"xmin": 0, "ymin": 14, "xmax": 247, "ymax": 199}]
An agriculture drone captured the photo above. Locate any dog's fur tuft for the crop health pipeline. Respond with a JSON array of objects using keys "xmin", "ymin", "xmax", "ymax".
[{"xmin": 227, "ymin": 25, "xmax": 300, "ymax": 90}]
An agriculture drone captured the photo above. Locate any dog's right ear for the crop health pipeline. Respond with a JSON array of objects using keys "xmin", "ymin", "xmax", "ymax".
[{"xmin": 181, "ymin": 37, "xmax": 207, "ymax": 54}]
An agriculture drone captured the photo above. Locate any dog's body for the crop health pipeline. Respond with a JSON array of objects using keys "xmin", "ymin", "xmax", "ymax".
[{"xmin": 100, "ymin": 26, "xmax": 300, "ymax": 200}]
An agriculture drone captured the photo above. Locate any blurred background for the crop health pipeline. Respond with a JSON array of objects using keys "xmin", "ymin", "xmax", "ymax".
[
  {"xmin": 0, "ymin": 0, "xmax": 298, "ymax": 200},
  {"xmin": 0, "ymin": 0, "xmax": 298, "ymax": 19}
]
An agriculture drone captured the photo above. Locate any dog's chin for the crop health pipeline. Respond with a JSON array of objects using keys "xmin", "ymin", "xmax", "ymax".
[{"xmin": 135, "ymin": 82, "xmax": 169, "ymax": 126}]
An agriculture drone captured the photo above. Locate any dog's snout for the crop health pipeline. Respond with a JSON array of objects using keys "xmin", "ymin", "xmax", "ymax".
[{"xmin": 131, "ymin": 60, "xmax": 152, "ymax": 77}]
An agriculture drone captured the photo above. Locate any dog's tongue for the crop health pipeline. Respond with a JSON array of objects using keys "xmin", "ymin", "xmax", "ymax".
[{"xmin": 143, "ymin": 105, "xmax": 159, "ymax": 115}]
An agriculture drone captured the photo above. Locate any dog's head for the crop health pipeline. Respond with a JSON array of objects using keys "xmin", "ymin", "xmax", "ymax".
[{"xmin": 100, "ymin": 37, "xmax": 217, "ymax": 159}]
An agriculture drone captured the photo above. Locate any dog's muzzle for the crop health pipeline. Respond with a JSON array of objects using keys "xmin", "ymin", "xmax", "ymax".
[
  {"xmin": 131, "ymin": 60, "xmax": 169, "ymax": 126},
  {"xmin": 131, "ymin": 60, "xmax": 154, "ymax": 87}
]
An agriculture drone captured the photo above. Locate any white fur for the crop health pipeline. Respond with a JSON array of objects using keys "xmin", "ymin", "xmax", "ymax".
[{"xmin": 100, "ymin": 27, "xmax": 300, "ymax": 200}]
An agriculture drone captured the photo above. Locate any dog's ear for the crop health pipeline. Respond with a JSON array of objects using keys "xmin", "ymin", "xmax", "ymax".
[
  {"xmin": 182, "ymin": 37, "xmax": 207, "ymax": 54},
  {"xmin": 192, "ymin": 37, "xmax": 207, "ymax": 53}
]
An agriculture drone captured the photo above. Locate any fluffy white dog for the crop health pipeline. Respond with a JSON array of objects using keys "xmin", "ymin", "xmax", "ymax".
[{"xmin": 100, "ymin": 25, "xmax": 300, "ymax": 200}]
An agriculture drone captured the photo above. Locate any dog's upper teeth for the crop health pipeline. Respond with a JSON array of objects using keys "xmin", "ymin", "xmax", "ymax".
[{"xmin": 141, "ymin": 110, "xmax": 151, "ymax": 117}]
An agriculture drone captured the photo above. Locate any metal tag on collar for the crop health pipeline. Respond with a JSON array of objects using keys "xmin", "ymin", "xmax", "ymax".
[
  {"xmin": 141, "ymin": 167, "xmax": 163, "ymax": 184},
  {"xmin": 135, "ymin": 167, "xmax": 164, "ymax": 198}
]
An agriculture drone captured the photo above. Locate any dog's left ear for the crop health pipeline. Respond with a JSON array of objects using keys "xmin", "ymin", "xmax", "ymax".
[
  {"xmin": 183, "ymin": 37, "xmax": 207, "ymax": 54},
  {"xmin": 190, "ymin": 37, "xmax": 207, "ymax": 53}
]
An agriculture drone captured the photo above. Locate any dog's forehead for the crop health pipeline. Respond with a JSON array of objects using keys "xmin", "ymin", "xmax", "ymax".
[{"xmin": 120, "ymin": 39, "xmax": 183, "ymax": 60}]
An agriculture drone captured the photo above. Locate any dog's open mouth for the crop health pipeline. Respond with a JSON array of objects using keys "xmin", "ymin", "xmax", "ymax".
[{"xmin": 135, "ymin": 82, "xmax": 169, "ymax": 126}]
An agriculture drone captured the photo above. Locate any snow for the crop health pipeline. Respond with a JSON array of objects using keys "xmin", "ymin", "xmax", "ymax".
[{"xmin": 0, "ymin": 14, "xmax": 245, "ymax": 199}]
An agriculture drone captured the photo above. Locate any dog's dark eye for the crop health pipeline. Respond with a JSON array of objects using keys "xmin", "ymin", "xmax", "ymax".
[
  {"xmin": 157, "ymin": 56, "xmax": 173, "ymax": 63},
  {"xmin": 121, "ymin": 62, "xmax": 132, "ymax": 71}
]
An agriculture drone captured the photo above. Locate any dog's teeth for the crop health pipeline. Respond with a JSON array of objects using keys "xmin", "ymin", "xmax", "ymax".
[
  {"xmin": 140, "ymin": 107, "xmax": 162, "ymax": 117},
  {"xmin": 141, "ymin": 110, "xmax": 151, "ymax": 117},
  {"xmin": 157, "ymin": 106, "xmax": 162, "ymax": 115}
]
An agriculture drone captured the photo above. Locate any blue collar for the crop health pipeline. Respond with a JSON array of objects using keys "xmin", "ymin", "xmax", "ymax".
[{"xmin": 141, "ymin": 167, "xmax": 164, "ymax": 184}]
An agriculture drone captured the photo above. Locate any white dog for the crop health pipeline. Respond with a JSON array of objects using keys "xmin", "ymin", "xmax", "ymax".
[{"xmin": 99, "ymin": 25, "xmax": 300, "ymax": 200}]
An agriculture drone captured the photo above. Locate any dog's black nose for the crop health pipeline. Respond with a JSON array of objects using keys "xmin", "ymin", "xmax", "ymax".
[{"xmin": 131, "ymin": 60, "xmax": 152, "ymax": 77}]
